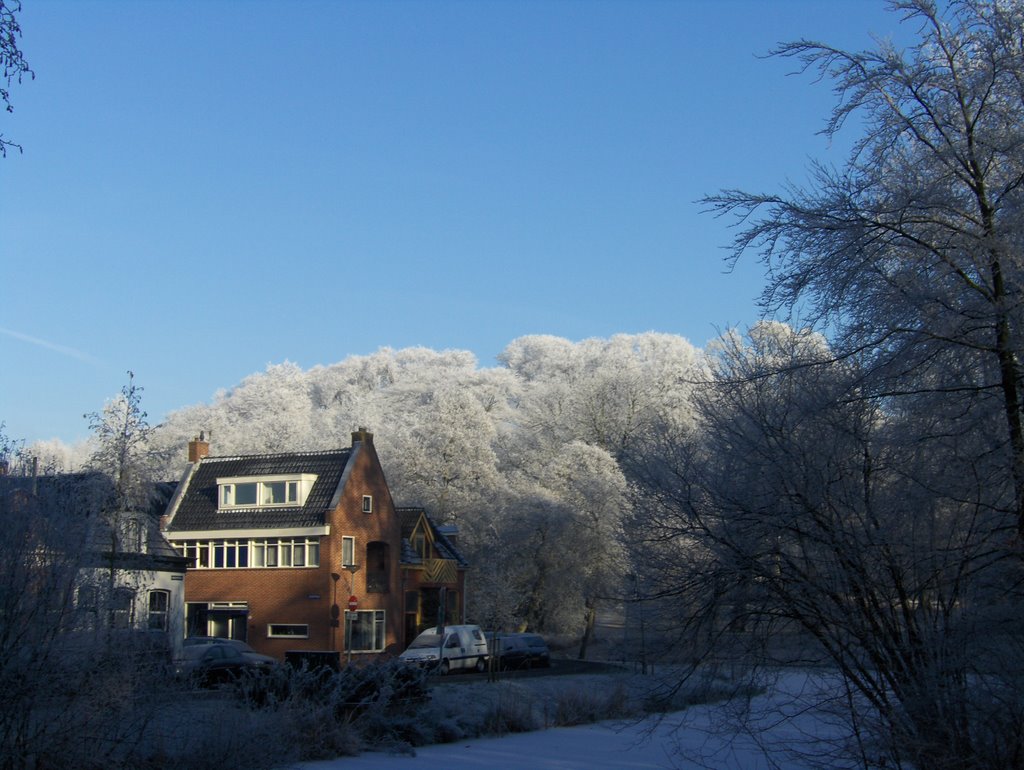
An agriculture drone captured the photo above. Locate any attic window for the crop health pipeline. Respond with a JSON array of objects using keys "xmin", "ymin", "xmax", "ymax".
[
  {"xmin": 411, "ymin": 523, "xmax": 430, "ymax": 560},
  {"xmin": 217, "ymin": 474, "xmax": 317, "ymax": 510},
  {"xmin": 362, "ymin": 495, "xmax": 373, "ymax": 514}
]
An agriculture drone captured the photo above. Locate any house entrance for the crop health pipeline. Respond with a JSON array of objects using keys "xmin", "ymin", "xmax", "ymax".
[
  {"xmin": 403, "ymin": 588, "xmax": 460, "ymax": 647},
  {"xmin": 186, "ymin": 601, "xmax": 249, "ymax": 641}
]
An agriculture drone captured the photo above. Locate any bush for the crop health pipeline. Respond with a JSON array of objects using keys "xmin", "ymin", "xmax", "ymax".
[
  {"xmin": 227, "ymin": 660, "xmax": 433, "ymax": 757},
  {"xmin": 482, "ymin": 688, "xmax": 539, "ymax": 735},
  {"xmin": 548, "ymin": 683, "xmax": 632, "ymax": 727}
]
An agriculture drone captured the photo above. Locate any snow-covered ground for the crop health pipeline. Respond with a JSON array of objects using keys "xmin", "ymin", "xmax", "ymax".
[
  {"xmin": 295, "ymin": 713, "xmax": 793, "ymax": 769},
  {"xmin": 294, "ymin": 670, "xmax": 852, "ymax": 770}
]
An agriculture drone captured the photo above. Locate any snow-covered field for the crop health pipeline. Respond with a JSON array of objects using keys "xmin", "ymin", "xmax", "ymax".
[
  {"xmin": 297, "ymin": 713, "xmax": 770, "ymax": 770},
  {"xmin": 294, "ymin": 669, "xmax": 853, "ymax": 770}
]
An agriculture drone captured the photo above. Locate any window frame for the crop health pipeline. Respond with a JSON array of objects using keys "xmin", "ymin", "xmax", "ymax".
[
  {"xmin": 362, "ymin": 495, "xmax": 373, "ymax": 514},
  {"xmin": 348, "ymin": 609, "xmax": 386, "ymax": 652},
  {"xmin": 341, "ymin": 536, "xmax": 355, "ymax": 567},
  {"xmin": 148, "ymin": 589, "xmax": 170, "ymax": 631},
  {"xmin": 267, "ymin": 623, "xmax": 309, "ymax": 639},
  {"xmin": 217, "ymin": 474, "xmax": 317, "ymax": 510},
  {"xmin": 176, "ymin": 537, "xmax": 320, "ymax": 570}
]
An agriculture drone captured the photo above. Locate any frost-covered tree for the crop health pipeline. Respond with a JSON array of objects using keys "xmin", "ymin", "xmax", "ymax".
[
  {"xmin": 0, "ymin": 420, "xmax": 22, "ymax": 473},
  {"xmin": 0, "ymin": 424, "xmax": 180, "ymax": 770},
  {"xmin": 0, "ymin": 469, "xmax": 95, "ymax": 769},
  {"xmin": 84, "ymin": 371, "xmax": 154, "ymax": 512},
  {"xmin": 536, "ymin": 440, "xmax": 627, "ymax": 654},
  {"xmin": 705, "ymin": 0, "xmax": 1024, "ymax": 537},
  {"xmin": 478, "ymin": 432, "xmax": 627, "ymax": 644},
  {"xmin": 631, "ymin": 2, "xmax": 1024, "ymax": 766},
  {"xmin": 160, "ymin": 362, "xmax": 316, "ymax": 460},
  {"xmin": 0, "ymin": 0, "xmax": 31, "ymax": 157},
  {"xmin": 22, "ymin": 437, "xmax": 88, "ymax": 474},
  {"xmin": 499, "ymin": 332, "xmax": 704, "ymax": 460},
  {"xmin": 636, "ymin": 322, "xmax": 1024, "ymax": 769},
  {"xmin": 383, "ymin": 384, "xmax": 502, "ymax": 523}
]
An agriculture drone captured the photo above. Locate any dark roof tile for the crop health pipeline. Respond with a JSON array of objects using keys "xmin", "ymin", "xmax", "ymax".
[
  {"xmin": 167, "ymin": 449, "xmax": 352, "ymax": 532},
  {"xmin": 395, "ymin": 505, "xmax": 468, "ymax": 567}
]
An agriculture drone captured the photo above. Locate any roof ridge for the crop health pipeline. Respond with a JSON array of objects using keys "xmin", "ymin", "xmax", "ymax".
[{"xmin": 200, "ymin": 448, "xmax": 352, "ymax": 462}]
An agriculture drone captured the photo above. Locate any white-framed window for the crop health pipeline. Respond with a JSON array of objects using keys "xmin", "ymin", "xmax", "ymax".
[
  {"xmin": 267, "ymin": 624, "xmax": 309, "ymax": 638},
  {"xmin": 210, "ymin": 539, "xmax": 250, "ymax": 568},
  {"xmin": 217, "ymin": 474, "xmax": 317, "ymax": 510},
  {"xmin": 148, "ymin": 590, "xmax": 169, "ymax": 631},
  {"xmin": 348, "ymin": 610, "xmax": 386, "ymax": 652},
  {"xmin": 176, "ymin": 538, "xmax": 319, "ymax": 569},
  {"xmin": 362, "ymin": 495, "xmax": 373, "ymax": 514},
  {"xmin": 341, "ymin": 536, "xmax": 355, "ymax": 567}
]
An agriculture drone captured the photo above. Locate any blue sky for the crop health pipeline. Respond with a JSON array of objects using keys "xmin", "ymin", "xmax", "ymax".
[{"xmin": 1, "ymin": 0, "xmax": 908, "ymax": 445}]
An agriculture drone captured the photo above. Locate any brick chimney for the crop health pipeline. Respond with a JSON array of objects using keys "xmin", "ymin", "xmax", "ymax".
[
  {"xmin": 188, "ymin": 431, "xmax": 210, "ymax": 462},
  {"xmin": 351, "ymin": 427, "xmax": 374, "ymax": 446}
]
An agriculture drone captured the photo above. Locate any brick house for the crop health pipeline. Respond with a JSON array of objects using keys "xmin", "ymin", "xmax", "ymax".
[{"xmin": 161, "ymin": 429, "xmax": 469, "ymax": 661}]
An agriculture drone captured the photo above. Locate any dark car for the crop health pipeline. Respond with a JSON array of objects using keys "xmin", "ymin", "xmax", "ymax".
[
  {"xmin": 174, "ymin": 643, "xmax": 255, "ymax": 687},
  {"xmin": 518, "ymin": 633, "xmax": 551, "ymax": 667},
  {"xmin": 489, "ymin": 632, "xmax": 551, "ymax": 670},
  {"xmin": 183, "ymin": 636, "xmax": 277, "ymax": 669}
]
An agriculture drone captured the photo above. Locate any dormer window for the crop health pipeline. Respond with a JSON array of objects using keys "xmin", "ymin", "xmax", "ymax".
[
  {"xmin": 262, "ymin": 481, "xmax": 298, "ymax": 505},
  {"xmin": 410, "ymin": 522, "xmax": 430, "ymax": 560},
  {"xmin": 217, "ymin": 474, "xmax": 317, "ymax": 509}
]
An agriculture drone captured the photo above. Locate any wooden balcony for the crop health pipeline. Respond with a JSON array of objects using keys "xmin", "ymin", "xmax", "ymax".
[{"xmin": 422, "ymin": 558, "xmax": 457, "ymax": 584}]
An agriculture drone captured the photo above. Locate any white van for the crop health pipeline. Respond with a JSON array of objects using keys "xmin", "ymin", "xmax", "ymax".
[{"xmin": 399, "ymin": 624, "xmax": 489, "ymax": 674}]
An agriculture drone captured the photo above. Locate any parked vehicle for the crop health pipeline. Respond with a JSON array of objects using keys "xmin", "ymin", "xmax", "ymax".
[
  {"xmin": 399, "ymin": 624, "xmax": 488, "ymax": 674},
  {"xmin": 174, "ymin": 643, "xmax": 256, "ymax": 687},
  {"xmin": 488, "ymin": 633, "xmax": 530, "ymax": 670},
  {"xmin": 183, "ymin": 636, "xmax": 277, "ymax": 668},
  {"xmin": 488, "ymin": 632, "xmax": 551, "ymax": 670},
  {"xmin": 517, "ymin": 633, "xmax": 551, "ymax": 668}
]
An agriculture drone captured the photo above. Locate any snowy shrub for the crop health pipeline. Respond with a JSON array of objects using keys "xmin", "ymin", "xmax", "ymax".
[
  {"xmin": 136, "ymin": 704, "xmax": 296, "ymax": 770},
  {"xmin": 225, "ymin": 660, "xmax": 432, "ymax": 757},
  {"xmin": 279, "ymin": 701, "xmax": 361, "ymax": 761},
  {"xmin": 547, "ymin": 682, "xmax": 633, "ymax": 727},
  {"xmin": 640, "ymin": 671, "xmax": 764, "ymax": 714},
  {"xmin": 481, "ymin": 687, "xmax": 539, "ymax": 735}
]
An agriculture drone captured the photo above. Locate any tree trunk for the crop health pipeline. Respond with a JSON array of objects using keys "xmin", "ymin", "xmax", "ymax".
[
  {"xmin": 989, "ymin": 250, "xmax": 1024, "ymax": 538},
  {"xmin": 577, "ymin": 598, "xmax": 596, "ymax": 660}
]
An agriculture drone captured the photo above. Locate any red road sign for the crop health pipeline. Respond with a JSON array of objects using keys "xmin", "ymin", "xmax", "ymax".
[{"xmin": 347, "ymin": 595, "xmax": 359, "ymax": 611}]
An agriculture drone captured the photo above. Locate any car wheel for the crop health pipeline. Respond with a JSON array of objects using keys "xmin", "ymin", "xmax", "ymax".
[
  {"xmin": 439, "ymin": 659, "xmax": 450, "ymax": 676},
  {"xmin": 475, "ymin": 657, "xmax": 486, "ymax": 673}
]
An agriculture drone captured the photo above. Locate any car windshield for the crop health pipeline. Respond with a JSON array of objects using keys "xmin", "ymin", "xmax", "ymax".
[{"xmin": 409, "ymin": 634, "xmax": 442, "ymax": 649}]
